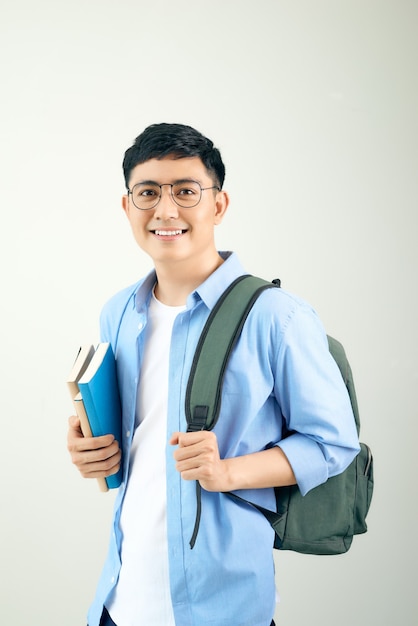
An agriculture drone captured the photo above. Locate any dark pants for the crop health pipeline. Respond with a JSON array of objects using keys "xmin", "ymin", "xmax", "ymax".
[
  {"xmin": 99, "ymin": 607, "xmax": 116, "ymax": 626},
  {"xmin": 98, "ymin": 605, "xmax": 276, "ymax": 625}
]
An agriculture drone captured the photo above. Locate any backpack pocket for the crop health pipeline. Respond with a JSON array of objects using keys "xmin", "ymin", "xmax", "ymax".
[{"xmin": 353, "ymin": 443, "xmax": 374, "ymax": 535}]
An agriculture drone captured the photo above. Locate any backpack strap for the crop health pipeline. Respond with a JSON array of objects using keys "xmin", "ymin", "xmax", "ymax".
[
  {"xmin": 185, "ymin": 274, "xmax": 277, "ymax": 547},
  {"xmin": 185, "ymin": 275, "xmax": 277, "ymax": 433}
]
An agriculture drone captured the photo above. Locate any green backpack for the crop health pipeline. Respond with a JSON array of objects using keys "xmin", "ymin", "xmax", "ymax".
[{"xmin": 185, "ymin": 275, "xmax": 374, "ymax": 555}]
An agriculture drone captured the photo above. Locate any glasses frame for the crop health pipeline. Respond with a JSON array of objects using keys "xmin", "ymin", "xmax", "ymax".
[{"xmin": 127, "ymin": 180, "xmax": 220, "ymax": 211}]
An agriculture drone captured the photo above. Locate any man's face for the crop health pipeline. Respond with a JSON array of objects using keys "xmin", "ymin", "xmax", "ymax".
[{"xmin": 122, "ymin": 156, "xmax": 228, "ymax": 268}]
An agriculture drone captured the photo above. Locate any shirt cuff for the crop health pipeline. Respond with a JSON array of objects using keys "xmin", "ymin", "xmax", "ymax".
[{"xmin": 277, "ymin": 433, "xmax": 328, "ymax": 496}]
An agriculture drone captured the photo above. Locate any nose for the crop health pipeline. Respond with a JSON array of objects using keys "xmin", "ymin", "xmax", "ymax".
[{"xmin": 153, "ymin": 184, "xmax": 179, "ymax": 220}]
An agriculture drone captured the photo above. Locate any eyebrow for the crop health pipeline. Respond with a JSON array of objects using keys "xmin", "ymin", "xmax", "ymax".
[{"xmin": 133, "ymin": 178, "xmax": 203, "ymax": 187}]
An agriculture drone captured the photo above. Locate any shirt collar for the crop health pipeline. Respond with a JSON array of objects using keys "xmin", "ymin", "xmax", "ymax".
[
  {"xmin": 133, "ymin": 252, "xmax": 247, "ymax": 312},
  {"xmin": 191, "ymin": 252, "xmax": 247, "ymax": 310},
  {"xmin": 134, "ymin": 270, "xmax": 157, "ymax": 311}
]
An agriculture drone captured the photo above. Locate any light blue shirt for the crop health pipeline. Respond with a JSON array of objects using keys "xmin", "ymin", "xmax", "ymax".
[{"xmin": 88, "ymin": 252, "xmax": 360, "ymax": 626}]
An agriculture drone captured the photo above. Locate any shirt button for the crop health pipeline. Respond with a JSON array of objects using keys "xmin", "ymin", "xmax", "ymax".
[
  {"xmin": 138, "ymin": 322, "xmax": 144, "ymax": 331},
  {"xmin": 126, "ymin": 430, "xmax": 131, "ymax": 438},
  {"xmin": 110, "ymin": 576, "xmax": 115, "ymax": 584}
]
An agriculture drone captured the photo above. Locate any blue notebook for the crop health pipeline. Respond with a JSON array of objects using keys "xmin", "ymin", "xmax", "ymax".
[{"xmin": 77, "ymin": 342, "xmax": 123, "ymax": 490}]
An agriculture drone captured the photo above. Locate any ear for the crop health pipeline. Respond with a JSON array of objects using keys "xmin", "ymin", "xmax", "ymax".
[
  {"xmin": 213, "ymin": 190, "xmax": 229, "ymax": 225},
  {"xmin": 122, "ymin": 193, "xmax": 130, "ymax": 217}
]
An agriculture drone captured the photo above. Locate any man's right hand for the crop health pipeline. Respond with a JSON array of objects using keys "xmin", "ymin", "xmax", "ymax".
[{"xmin": 67, "ymin": 415, "xmax": 122, "ymax": 479}]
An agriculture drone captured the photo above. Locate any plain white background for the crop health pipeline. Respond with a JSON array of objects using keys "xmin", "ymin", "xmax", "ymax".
[{"xmin": 1, "ymin": 1, "xmax": 416, "ymax": 624}]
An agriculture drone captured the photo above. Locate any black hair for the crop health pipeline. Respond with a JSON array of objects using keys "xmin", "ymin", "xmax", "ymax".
[{"xmin": 122, "ymin": 123, "xmax": 226, "ymax": 190}]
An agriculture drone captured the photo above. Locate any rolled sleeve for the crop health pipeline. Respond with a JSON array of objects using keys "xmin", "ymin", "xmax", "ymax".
[
  {"xmin": 278, "ymin": 433, "xmax": 329, "ymax": 495},
  {"xmin": 273, "ymin": 295, "xmax": 360, "ymax": 494}
]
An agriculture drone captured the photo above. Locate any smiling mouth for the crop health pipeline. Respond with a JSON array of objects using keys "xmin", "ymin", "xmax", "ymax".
[{"xmin": 152, "ymin": 229, "xmax": 188, "ymax": 236}]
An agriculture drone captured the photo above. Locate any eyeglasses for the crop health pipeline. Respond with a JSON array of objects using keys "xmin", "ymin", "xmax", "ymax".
[{"xmin": 127, "ymin": 180, "xmax": 220, "ymax": 210}]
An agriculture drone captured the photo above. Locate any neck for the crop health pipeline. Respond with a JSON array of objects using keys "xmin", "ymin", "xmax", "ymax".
[{"xmin": 153, "ymin": 252, "xmax": 224, "ymax": 306}]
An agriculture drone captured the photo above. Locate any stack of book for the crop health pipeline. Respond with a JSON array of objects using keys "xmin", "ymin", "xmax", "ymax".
[{"xmin": 66, "ymin": 343, "xmax": 123, "ymax": 491}]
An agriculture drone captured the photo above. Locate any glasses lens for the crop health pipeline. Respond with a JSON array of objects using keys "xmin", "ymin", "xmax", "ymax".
[
  {"xmin": 172, "ymin": 181, "xmax": 202, "ymax": 207},
  {"xmin": 131, "ymin": 183, "xmax": 160, "ymax": 210}
]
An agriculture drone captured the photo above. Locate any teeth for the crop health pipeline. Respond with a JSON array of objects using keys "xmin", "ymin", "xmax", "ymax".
[{"xmin": 154, "ymin": 230, "xmax": 184, "ymax": 236}]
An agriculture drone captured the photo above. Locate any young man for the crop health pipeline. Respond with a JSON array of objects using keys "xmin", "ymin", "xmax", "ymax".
[{"xmin": 67, "ymin": 123, "xmax": 360, "ymax": 626}]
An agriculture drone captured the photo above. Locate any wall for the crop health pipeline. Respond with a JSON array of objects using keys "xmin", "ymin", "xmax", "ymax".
[{"xmin": 1, "ymin": 1, "xmax": 416, "ymax": 624}]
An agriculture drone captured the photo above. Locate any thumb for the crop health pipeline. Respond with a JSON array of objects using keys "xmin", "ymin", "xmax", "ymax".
[
  {"xmin": 68, "ymin": 414, "xmax": 83, "ymax": 436},
  {"xmin": 169, "ymin": 432, "xmax": 180, "ymax": 446}
]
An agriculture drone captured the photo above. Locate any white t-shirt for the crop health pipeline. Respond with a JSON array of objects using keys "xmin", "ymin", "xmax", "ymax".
[{"xmin": 107, "ymin": 291, "xmax": 185, "ymax": 625}]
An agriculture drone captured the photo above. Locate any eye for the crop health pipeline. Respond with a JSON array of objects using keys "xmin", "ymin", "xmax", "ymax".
[
  {"xmin": 139, "ymin": 187, "xmax": 158, "ymax": 197},
  {"xmin": 132, "ymin": 184, "xmax": 159, "ymax": 200},
  {"xmin": 178, "ymin": 187, "xmax": 195, "ymax": 196},
  {"xmin": 174, "ymin": 182, "xmax": 200, "ymax": 197}
]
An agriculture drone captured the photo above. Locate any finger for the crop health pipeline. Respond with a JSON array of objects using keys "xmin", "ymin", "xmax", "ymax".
[
  {"xmin": 173, "ymin": 430, "xmax": 215, "ymax": 448},
  {"xmin": 169, "ymin": 432, "xmax": 200, "ymax": 451},
  {"xmin": 71, "ymin": 442, "xmax": 122, "ymax": 476},
  {"xmin": 174, "ymin": 432, "xmax": 218, "ymax": 460},
  {"xmin": 80, "ymin": 434, "xmax": 117, "ymax": 450},
  {"xmin": 80, "ymin": 440, "xmax": 120, "ymax": 464},
  {"xmin": 78, "ymin": 451, "xmax": 122, "ymax": 479},
  {"xmin": 68, "ymin": 415, "xmax": 83, "ymax": 437},
  {"xmin": 172, "ymin": 432, "xmax": 201, "ymax": 447},
  {"xmin": 68, "ymin": 430, "xmax": 116, "ymax": 451},
  {"xmin": 67, "ymin": 432, "xmax": 119, "ymax": 469},
  {"xmin": 169, "ymin": 432, "xmax": 180, "ymax": 446}
]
